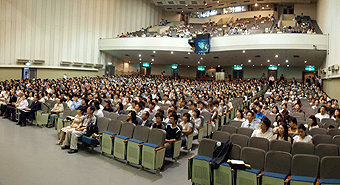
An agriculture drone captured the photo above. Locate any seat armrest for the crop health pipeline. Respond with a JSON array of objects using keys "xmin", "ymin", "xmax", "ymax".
[
  {"xmin": 124, "ymin": 139, "xmax": 129, "ymax": 142},
  {"xmin": 155, "ymin": 146, "xmax": 165, "ymax": 151},
  {"xmin": 168, "ymin": 139, "xmax": 181, "ymax": 143},
  {"xmin": 188, "ymin": 154, "xmax": 197, "ymax": 161},
  {"xmin": 98, "ymin": 132, "xmax": 103, "ymax": 134},
  {"xmin": 197, "ymin": 126, "xmax": 204, "ymax": 130},
  {"xmin": 138, "ymin": 143, "xmax": 144, "ymax": 147},
  {"xmin": 110, "ymin": 135, "xmax": 116, "ymax": 138},
  {"xmin": 284, "ymin": 176, "xmax": 291, "ymax": 184},
  {"xmin": 316, "ymin": 178, "xmax": 320, "ymax": 185},
  {"xmin": 257, "ymin": 171, "xmax": 264, "ymax": 178}
]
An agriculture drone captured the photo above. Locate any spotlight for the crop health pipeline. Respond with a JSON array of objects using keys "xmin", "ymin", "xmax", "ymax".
[
  {"xmin": 152, "ymin": 59, "xmax": 154, "ymax": 61},
  {"xmin": 304, "ymin": 60, "xmax": 307, "ymax": 63},
  {"xmin": 198, "ymin": 61, "xmax": 200, "ymax": 64},
  {"xmin": 287, "ymin": 65, "xmax": 290, "ymax": 67},
  {"xmin": 255, "ymin": 3, "xmax": 258, "ymax": 6},
  {"xmin": 139, "ymin": 58, "xmax": 142, "ymax": 60}
]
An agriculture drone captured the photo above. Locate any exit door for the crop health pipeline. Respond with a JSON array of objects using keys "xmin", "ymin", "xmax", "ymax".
[
  {"xmin": 141, "ymin": 67, "xmax": 151, "ymax": 75},
  {"xmin": 105, "ymin": 65, "xmax": 115, "ymax": 76},
  {"xmin": 268, "ymin": 70, "xmax": 277, "ymax": 79},
  {"xmin": 233, "ymin": 70, "xmax": 243, "ymax": 80}
]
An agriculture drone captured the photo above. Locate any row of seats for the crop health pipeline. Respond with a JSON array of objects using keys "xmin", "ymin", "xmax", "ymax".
[{"xmin": 189, "ymin": 138, "xmax": 340, "ymax": 185}]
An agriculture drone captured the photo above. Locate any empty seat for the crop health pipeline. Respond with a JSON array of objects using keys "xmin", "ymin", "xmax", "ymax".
[
  {"xmin": 310, "ymin": 128, "xmax": 327, "ymax": 136},
  {"xmin": 262, "ymin": 151, "xmax": 292, "ymax": 185},
  {"xmin": 113, "ymin": 122, "xmax": 135, "ymax": 159},
  {"xmin": 230, "ymin": 134, "xmax": 249, "ymax": 148},
  {"xmin": 229, "ymin": 120, "xmax": 243, "ymax": 128},
  {"xmin": 323, "ymin": 122, "xmax": 339, "ymax": 129},
  {"xmin": 101, "ymin": 119, "xmax": 122, "ymax": 154},
  {"xmin": 327, "ymin": 128, "xmax": 340, "ymax": 137},
  {"xmin": 291, "ymin": 142, "xmax": 315, "ymax": 155},
  {"xmin": 248, "ymin": 137, "xmax": 269, "ymax": 152},
  {"xmin": 107, "ymin": 112, "xmax": 119, "ymax": 120},
  {"xmin": 221, "ymin": 125, "xmax": 237, "ymax": 135},
  {"xmin": 320, "ymin": 156, "xmax": 340, "ymax": 184},
  {"xmin": 126, "ymin": 125, "xmax": 151, "ymax": 164},
  {"xmin": 188, "ymin": 139, "xmax": 216, "ymax": 185},
  {"xmin": 288, "ymin": 154, "xmax": 319, "ymax": 184},
  {"xmin": 315, "ymin": 144, "xmax": 339, "ymax": 160},
  {"xmin": 333, "ymin": 135, "xmax": 340, "ymax": 151},
  {"xmin": 237, "ymin": 127, "xmax": 254, "ymax": 137},
  {"xmin": 313, "ymin": 134, "xmax": 332, "ymax": 146},
  {"xmin": 269, "ymin": 140, "xmax": 291, "ymax": 153},
  {"xmin": 236, "ymin": 147, "xmax": 266, "ymax": 185},
  {"xmin": 117, "ymin": 114, "xmax": 128, "ymax": 121},
  {"xmin": 212, "ymin": 131, "xmax": 230, "ymax": 141}
]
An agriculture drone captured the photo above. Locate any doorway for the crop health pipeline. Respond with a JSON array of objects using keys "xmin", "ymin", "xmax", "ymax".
[
  {"xmin": 22, "ymin": 68, "xmax": 37, "ymax": 80},
  {"xmin": 105, "ymin": 65, "xmax": 115, "ymax": 76},
  {"xmin": 141, "ymin": 67, "xmax": 151, "ymax": 76},
  {"xmin": 303, "ymin": 71, "xmax": 315, "ymax": 84},
  {"xmin": 268, "ymin": 70, "xmax": 277, "ymax": 80},
  {"xmin": 233, "ymin": 70, "xmax": 243, "ymax": 80}
]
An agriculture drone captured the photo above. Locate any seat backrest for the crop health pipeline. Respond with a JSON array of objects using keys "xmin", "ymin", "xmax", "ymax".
[
  {"xmin": 291, "ymin": 142, "xmax": 315, "ymax": 155},
  {"xmin": 237, "ymin": 127, "xmax": 254, "ymax": 137},
  {"xmin": 230, "ymin": 134, "xmax": 249, "ymax": 148},
  {"xmin": 313, "ymin": 134, "xmax": 332, "ymax": 146},
  {"xmin": 320, "ymin": 156, "xmax": 340, "ymax": 179},
  {"xmin": 221, "ymin": 125, "xmax": 237, "ymax": 135},
  {"xmin": 315, "ymin": 144, "xmax": 339, "ymax": 159},
  {"xmin": 248, "ymin": 137, "xmax": 269, "ymax": 152},
  {"xmin": 108, "ymin": 112, "xmax": 119, "ymax": 120},
  {"xmin": 63, "ymin": 109, "xmax": 71, "ymax": 117},
  {"xmin": 197, "ymin": 138, "xmax": 217, "ymax": 158},
  {"xmin": 291, "ymin": 154, "xmax": 319, "ymax": 178},
  {"xmin": 201, "ymin": 111, "xmax": 212, "ymax": 122},
  {"xmin": 240, "ymin": 147, "xmax": 266, "ymax": 171},
  {"xmin": 323, "ymin": 122, "xmax": 339, "ymax": 129},
  {"xmin": 70, "ymin": 110, "xmax": 78, "ymax": 117},
  {"xmin": 147, "ymin": 128, "xmax": 166, "ymax": 146},
  {"xmin": 229, "ymin": 120, "xmax": 243, "ymax": 128},
  {"xmin": 327, "ymin": 128, "xmax": 340, "ymax": 137},
  {"xmin": 212, "ymin": 131, "xmax": 230, "ymax": 141},
  {"xmin": 229, "ymin": 144, "xmax": 241, "ymax": 160},
  {"xmin": 310, "ymin": 128, "xmax": 327, "ymax": 136},
  {"xmin": 269, "ymin": 139, "xmax": 291, "ymax": 153},
  {"xmin": 107, "ymin": 120, "xmax": 122, "ymax": 134},
  {"xmin": 97, "ymin": 117, "xmax": 110, "ymax": 132},
  {"xmin": 103, "ymin": 110, "xmax": 110, "ymax": 117},
  {"xmin": 321, "ymin": 118, "xmax": 332, "ymax": 124},
  {"xmin": 41, "ymin": 103, "xmax": 49, "ymax": 112},
  {"xmin": 265, "ymin": 151, "xmax": 292, "ymax": 175},
  {"xmin": 119, "ymin": 122, "xmax": 135, "ymax": 138},
  {"xmin": 292, "ymin": 112, "xmax": 305, "ymax": 118},
  {"xmin": 333, "ymin": 135, "xmax": 340, "ymax": 149},
  {"xmin": 117, "ymin": 114, "xmax": 128, "ymax": 121},
  {"xmin": 132, "ymin": 125, "xmax": 150, "ymax": 142}
]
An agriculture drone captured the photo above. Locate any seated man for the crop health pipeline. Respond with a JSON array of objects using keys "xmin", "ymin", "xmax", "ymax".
[
  {"xmin": 241, "ymin": 111, "xmax": 261, "ymax": 130},
  {"xmin": 61, "ymin": 106, "xmax": 97, "ymax": 154},
  {"xmin": 17, "ymin": 95, "xmax": 41, "ymax": 127},
  {"xmin": 4, "ymin": 92, "xmax": 24, "ymax": 119},
  {"xmin": 315, "ymin": 105, "xmax": 330, "ymax": 122},
  {"xmin": 137, "ymin": 111, "xmax": 153, "ymax": 127},
  {"xmin": 164, "ymin": 114, "xmax": 181, "ymax": 153}
]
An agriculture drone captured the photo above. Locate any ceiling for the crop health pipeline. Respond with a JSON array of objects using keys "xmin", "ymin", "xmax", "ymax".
[
  {"xmin": 151, "ymin": 0, "xmax": 317, "ymax": 12},
  {"xmin": 104, "ymin": 49, "xmax": 326, "ymax": 68}
]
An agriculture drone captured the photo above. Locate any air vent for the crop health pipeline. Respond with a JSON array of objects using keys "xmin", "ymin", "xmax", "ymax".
[
  {"xmin": 230, "ymin": 2, "xmax": 237, "ymax": 4},
  {"xmin": 243, "ymin": 0, "xmax": 250, "ymax": 2},
  {"xmin": 257, "ymin": 0, "xmax": 264, "ymax": 1},
  {"xmin": 179, "ymin": 1, "xmax": 186, "ymax": 4},
  {"xmin": 184, "ymin": 57, "xmax": 189, "ymax": 59},
  {"xmin": 213, "ymin": 56, "xmax": 219, "ymax": 59},
  {"xmin": 218, "ymin": 4, "xmax": 225, "ymax": 6},
  {"xmin": 168, "ymin": 1, "xmax": 174, "ymax": 4},
  {"xmin": 293, "ymin": 55, "xmax": 300, "ymax": 58},
  {"xmin": 207, "ymin": 5, "xmax": 212, "ymax": 8},
  {"xmin": 255, "ymin": 55, "xmax": 261, "ymax": 58},
  {"xmin": 199, "ymin": 8, "xmax": 204, "ymax": 10},
  {"xmin": 157, "ymin": 2, "xmax": 163, "ymax": 5},
  {"xmin": 188, "ymin": 8, "xmax": 193, "ymax": 9},
  {"xmin": 167, "ymin": 7, "xmax": 173, "ymax": 9},
  {"xmin": 177, "ymin": 7, "xmax": 183, "ymax": 9},
  {"xmin": 125, "ymin": 54, "xmax": 130, "ymax": 56},
  {"xmin": 150, "ymin": 55, "xmax": 156, "ymax": 57},
  {"xmin": 191, "ymin": 1, "xmax": 198, "ymax": 4}
]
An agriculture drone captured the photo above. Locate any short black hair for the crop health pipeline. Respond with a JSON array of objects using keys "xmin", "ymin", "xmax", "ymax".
[
  {"xmin": 261, "ymin": 117, "xmax": 271, "ymax": 130},
  {"xmin": 298, "ymin": 124, "xmax": 306, "ymax": 131},
  {"xmin": 170, "ymin": 113, "xmax": 178, "ymax": 122},
  {"xmin": 247, "ymin": 111, "xmax": 255, "ymax": 117},
  {"xmin": 144, "ymin": 111, "xmax": 150, "ymax": 118},
  {"xmin": 89, "ymin": 106, "xmax": 96, "ymax": 112}
]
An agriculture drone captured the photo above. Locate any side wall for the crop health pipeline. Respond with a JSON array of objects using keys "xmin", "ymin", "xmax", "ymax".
[{"xmin": 294, "ymin": 4, "xmax": 317, "ymax": 20}]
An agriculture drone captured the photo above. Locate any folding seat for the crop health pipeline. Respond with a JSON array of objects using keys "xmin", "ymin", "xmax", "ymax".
[
  {"xmin": 56, "ymin": 109, "xmax": 71, "ymax": 133},
  {"xmin": 229, "ymin": 120, "xmax": 243, "ymax": 128},
  {"xmin": 313, "ymin": 134, "xmax": 332, "ymax": 146},
  {"xmin": 141, "ymin": 129, "xmax": 166, "ymax": 174},
  {"xmin": 197, "ymin": 115, "xmax": 206, "ymax": 142},
  {"xmin": 287, "ymin": 154, "xmax": 319, "ymax": 185},
  {"xmin": 315, "ymin": 144, "xmax": 339, "ymax": 160},
  {"xmin": 291, "ymin": 142, "xmax": 315, "ymax": 155},
  {"xmin": 236, "ymin": 147, "xmax": 266, "ymax": 185},
  {"xmin": 320, "ymin": 156, "xmax": 340, "ymax": 185},
  {"xmin": 261, "ymin": 151, "xmax": 292, "ymax": 185},
  {"xmin": 333, "ymin": 136, "xmax": 340, "ymax": 152},
  {"xmin": 212, "ymin": 131, "xmax": 230, "ymax": 141},
  {"xmin": 124, "ymin": 125, "xmax": 150, "ymax": 164},
  {"xmin": 107, "ymin": 112, "xmax": 119, "ymax": 120},
  {"xmin": 103, "ymin": 110, "xmax": 110, "ymax": 117},
  {"xmin": 117, "ymin": 114, "xmax": 128, "ymax": 121},
  {"xmin": 184, "ymin": 120, "xmax": 195, "ymax": 152},
  {"xmin": 188, "ymin": 138, "xmax": 216, "ymax": 185},
  {"xmin": 221, "ymin": 125, "xmax": 237, "ymax": 135},
  {"xmin": 269, "ymin": 139, "xmax": 291, "ymax": 153},
  {"xmin": 201, "ymin": 111, "xmax": 212, "ymax": 136},
  {"xmin": 310, "ymin": 128, "xmax": 327, "ymax": 136},
  {"xmin": 327, "ymin": 129, "xmax": 340, "ymax": 137},
  {"xmin": 336, "ymin": 119, "xmax": 340, "ymax": 125},
  {"xmin": 213, "ymin": 144, "xmax": 241, "ymax": 185},
  {"xmin": 237, "ymin": 127, "xmax": 254, "ymax": 137},
  {"xmin": 101, "ymin": 120, "xmax": 122, "ymax": 155},
  {"xmin": 81, "ymin": 117, "xmax": 110, "ymax": 150},
  {"xmin": 35, "ymin": 103, "xmax": 50, "ymax": 127},
  {"xmin": 248, "ymin": 137, "xmax": 269, "ymax": 152},
  {"xmin": 230, "ymin": 134, "xmax": 249, "ymax": 148},
  {"xmin": 60, "ymin": 109, "xmax": 78, "ymax": 131},
  {"xmin": 323, "ymin": 122, "xmax": 339, "ymax": 129},
  {"xmin": 113, "ymin": 122, "xmax": 135, "ymax": 160},
  {"xmin": 293, "ymin": 112, "xmax": 305, "ymax": 118}
]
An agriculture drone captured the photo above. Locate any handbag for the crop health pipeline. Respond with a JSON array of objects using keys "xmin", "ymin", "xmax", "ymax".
[{"xmin": 85, "ymin": 125, "xmax": 98, "ymax": 137}]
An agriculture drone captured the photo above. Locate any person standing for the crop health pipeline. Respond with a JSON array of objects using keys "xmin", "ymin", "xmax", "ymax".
[
  {"xmin": 269, "ymin": 74, "xmax": 275, "ymax": 86},
  {"xmin": 63, "ymin": 73, "xmax": 67, "ymax": 80}
]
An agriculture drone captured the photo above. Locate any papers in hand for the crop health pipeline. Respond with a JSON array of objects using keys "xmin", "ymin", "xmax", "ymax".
[
  {"xmin": 67, "ymin": 116, "xmax": 75, "ymax": 120},
  {"xmin": 229, "ymin": 160, "xmax": 245, "ymax": 165}
]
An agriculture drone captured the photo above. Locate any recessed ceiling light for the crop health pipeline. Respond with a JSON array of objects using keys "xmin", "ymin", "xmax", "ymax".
[
  {"xmin": 151, "ymin": 63, "xmax": 153, "ymax": 64},
  {"xmin": 253, "ymin": 65, "xmax": 255, "ymax": 66},
  {"xmin": 248, "ymin": 60, "xmax": 251, "ymax": 63},
  {"xmin": 287, "ymin": 65, "xmax": 290, "ymax": 67},
  {"xmin": 181, "ymin": 11, "xmax": 183, "ymax": 12},
  {"xmin": 188, "ymin": 52, "xmax": 190, "ymax": 55},
  {"xmin": 188, "ymin": 66, "xmax": 190, "ymax": 67},
  {"xmin": 261, "ymin": 64, "xmax": 263, "ymax": 66},
  {"xmin": 218, "ymin": 65, "xmax": 221, "ymax": 67},
  {"xmin": 152, "ymin": 59, "xmax": 154, "ymax": 61},
  {"xmin": 139, "ymin": 54, "xmax": 141, "ymax": 57},
  {"xmin": 267, "ymin": 59, "xmax": 270, "ymax": 62},
  {"xmin": 139, "ymin": 58, "xmax": 142, "ymax": 60},
  {"xmin": 285, "ymin": 60, "xmax": 288, "ymax": 63},
  {"xmin": 255, "ymin": 3, "xmax": 258, "ymax": 6},
  {"xmin": 139, "ymin": 62, "xmax": 141, "ymax": 63},
  {"xmin": 200, "ymin": 57, "xmax": 203, "ymax": 60},
  {"xmin": 275, "ymin": 55, "xmax": 278, "ymax": 58},
  {"xmin": 198, "ymin": 61, "xmax": 200, "ymax": 64},
  {"xmin": 197, "ymin": 12, "xmax": 199, "ymax": 13},
  {"xmin": 262, "ymin": 7, "xmax": 264, "ymax": 9},
  {"xmin": 217, "ymin": 0, "xmax": 219, "ymax": 3},
  {"xmin": 304, "ymin": 60, "xmax": 307, "ymax": 63},
  {"xmin": 185, "ymin": 4, "xmax": 188, "ymax": 6},
  {"xmin": 153, "ymin": 51, "xmax": 156, "ymax": 53},
  {"xmin": 171, "ymin": 51, "xmax": 174, "ymax": 54},
  {"xmin": 278, "ymin": 64, "xmax": 280, "ymax": 66},
  {"xmin": 129, "ymin": 61, "xmax": 130, "ymax": 63},
  {"xmin": 266, "ymin": 4, "xmax": 268, "ymax": 7},
  {"xmin": 241, "ymin": 64, "xmax": 243, "ymax": 66},
  {"xmin": 211, "ymin": 67, "xmax": 213, "ymax": 68},
  {"xmin": 243, "ymin": 50, "xmax": 245, "ymax": 53},
  {"xmin": 179, "ymin": 64, "xmax": 181, "ymax": 65}
]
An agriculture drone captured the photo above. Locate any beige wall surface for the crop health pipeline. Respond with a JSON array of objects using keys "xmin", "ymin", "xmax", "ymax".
[
  {"xmin": 294, "ymin": 4, "xmax": 317, "ymax": 20},
  {"xmin": 0, "ymin": 68, "xmax": 22, "ymax": 81},
  {"xmin": 323, "ymin": 78, "xmax": 340, "ymax": 101}
]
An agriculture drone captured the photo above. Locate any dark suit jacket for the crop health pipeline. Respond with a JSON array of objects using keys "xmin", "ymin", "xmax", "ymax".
[
  {"xmin": 29, "ymin": 101, "xmax": 41, "ymax": 118},
  {"xmin": 137, "ymin": 120, "xmax": 153, "ymax": 127},
  {"xmin": 9, "ymin": 95, "xmax": 17, "ymax": 104}
]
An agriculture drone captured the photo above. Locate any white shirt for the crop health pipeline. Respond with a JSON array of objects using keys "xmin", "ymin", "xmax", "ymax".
[
  {"xmin": 251, "ymin": 128, "xmax": 273, "ymax": 140},
  {"xmin": 18, "ymin": 100, "xmax": 29, "ymax": 109},
  {"xmin": 315, "ymin": 113, "xmax": 330, "ymax": 121},
  {"xmin": 293, "ymin": 135, "xmax": 312, "ymax": 143},
  {"xmin": 94, "ymin": 109, "xmax": 104, "ymax": 117}
]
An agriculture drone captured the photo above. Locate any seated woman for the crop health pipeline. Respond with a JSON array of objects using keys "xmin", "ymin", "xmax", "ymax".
[
  {"xmin": 179, "ymin": 113, "xmax": 193, "ymax": 147},
  {"xmin": 293, "ymin": 124, "xmax": 313, "ymax": 144},
  {"xmin": 124, "ymin": 110, "xmax": 138, "ymax": 125},
  {"xmin": 92, "ymin": 100, "xmax": 104, "ymax": 117},
  {"xmin": 151, "ymin": 113, "xmax": 165, "ymax": 129},
  {"xmin": 103, "ymin": 100, "xmax": 113, "ymax": 112},
  {"xmin": 272, "ymin": 123, "xmax": 292, "ymax": 143},
  {"xmin": 288, "ymin": 117, "xmax": 298, "ymax": 135},
  {"xmin": 307, "ymin": 115, "xmax": 319, "ymax": 130},
  {"xmin": 234, "ymin": 109, "xmax": 245, "ymax": 122},
  {"xmin": 270, "ymin": 106, "xmax": 279, "ymax": 115},
  {"xmin": 47, "ymin": 99, "xmax": 64, "ymax": 128},
  {"xmin": 57, "ymin": 106, "xmax": 85, "ymax": 145},
  {"xmin": 191, "ymin": 109, "xmax": 202, "ymax": 133},
  {"xmin": 113, "ymin": 102, "xmax": 125, "ymax": 114},
  {"xmin": 251, "ymin": 117, "xmax": 273, "ymax": 140}
]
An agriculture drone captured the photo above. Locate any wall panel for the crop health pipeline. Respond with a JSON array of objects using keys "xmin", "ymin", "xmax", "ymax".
[{"xmin": 0, "ymin": 0, "xmax": 162, "ymax": 68}]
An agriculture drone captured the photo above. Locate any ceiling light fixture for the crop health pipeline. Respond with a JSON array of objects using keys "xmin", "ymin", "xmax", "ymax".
[
  {"xmin": 267, "ymin": 59, "xmax": 270, "ymax": 62},
  {"xmin": 261, "ymin": 64, "xmax": 263, "ymax": 66},
  {"xmin": 253, "ymin": 65, "xmax": 255, "ymax": 67},
  {"xmin": 255, "ymin": 3, "xmax": 258, "ymax": 6},
  {"xmin": 153, "ymin": 51, "xmax": 156, "ymax": 53},
  {"xmin": 278, "ymin": 64, "xmax": 280, "ymax": 66},
  {"xmin": 266, "ymin": 5, "xmax": 268, "ymax": 7},
  {"xmin": 139, "ymin": 54, "xmax": 141, "ymax": 57},
  {"xmin": 151, "ymin": 63, "xmax": 153, "ymax": 64},
  {"xmin": 275, "ymin": 55, "xmax": 278, "ymax": 58},
  {"xmin": 139, "ymin": 62, "xmax": 141, "ymax": 63},
  {"xmin": 262, "ymin": 7, "xmax": 264, "ymax": 9},
  {"xmin": 243, "ymin": 50, "xmax": 245, "ymax": 53},
  {"xmin": 241, "ymin": 64, "xmax": 243, "ymax": 66},
  {"xmin": 198, "ymin": 61, "xmax": 200, "ymax": 64},
  {"xmin": 188, "ymin": 66, "xmax": 190, "ymax": 67},
  {"xmin": 185, "ymin": 4, "xmax": 188, "ymax": 6},
  {"xmin": 188, "ymin": 52, "xmax": 190, "ymax": 54},
  {"xmin": 287, "ymin": 65, "xmax": 290, "ymax": 67},
  {"xmin": 248, "ymin": 60, "xmax": 251, "ymax": 63},
  {"xmin": 152, "ymin": 59, "xmax": 154, "ymax": 61},
  {"xmin": 181, "ymin": 11, "xmax": 183, "ymax": 12},
  {"xmin": 139, "ymin": 58, "xmax": 142, "ymax": 60},
  {"xmin": 304, "ymin": 60, "xmax": 307, "ymax": 63},
  {"xmin": 285, "ymin": 60, "xmax": 288, "ymax": 63},
  {"xmin": 171, "ymin": 51, "xmax": 174, "ymax": 54},
  {"xmin": 217, "ymin": 0, "xmax": 219, "ymax": 3},
  {"xmin": 200, "ymin": 57, "xmax": 203, "ymax": 60}
]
